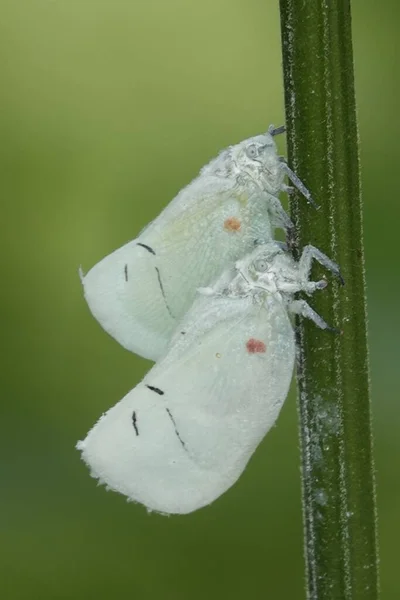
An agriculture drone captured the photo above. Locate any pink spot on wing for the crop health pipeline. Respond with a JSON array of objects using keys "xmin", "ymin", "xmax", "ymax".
[
  {"xmin": 224, "ymin": 217, "xmax": 241, "ymax": 232},
  {"xmin": 246, "ymin": 338, "xmax": 266, "ymax": 354}
]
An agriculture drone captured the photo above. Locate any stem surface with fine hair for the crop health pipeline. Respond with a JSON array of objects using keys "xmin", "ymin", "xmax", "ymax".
[{"xmin": 279, "ymin": 1, "xmax": 379, "ymax": 599}]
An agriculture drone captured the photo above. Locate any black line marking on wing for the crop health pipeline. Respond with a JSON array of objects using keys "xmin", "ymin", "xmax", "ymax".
[
  {"xmin": 124, "ymin": 264, "xmax": 128, "ymax": 281},
  {"xmin": 137, "ymin": 243, "xmax": 156, "ymax": 255},
  {"xmin": 155, "ymin": 266, "xmax": 175, "ymax": 318},
  {"xmin": 166, "ymin": 408, "xmax": 187, "ymax": 451},
  {"xmin": 132, "ymin": 411, "xmax": 139, "ymax": 436},
  {"xmin": 146, "ymin": 384, "xmax": 165, "ymax": 396}
]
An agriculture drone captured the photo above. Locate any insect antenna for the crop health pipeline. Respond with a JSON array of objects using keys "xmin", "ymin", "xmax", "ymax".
[{"xmin": 268, "ymin": 124, "xmax": 286, "ymax": 136}]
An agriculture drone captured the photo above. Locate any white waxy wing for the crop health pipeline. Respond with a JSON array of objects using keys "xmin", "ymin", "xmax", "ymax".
[
  {"xmin": 82, "ymin": 180, "xmax": 274, "ymax": 360},
  {"xmin": 78, "ymin": 292, "xmax": 295, "ymax": 514}
]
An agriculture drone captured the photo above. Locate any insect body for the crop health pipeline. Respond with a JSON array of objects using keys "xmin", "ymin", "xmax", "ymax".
[
  {"xmin": 81, "ymin": 128, "xmax": 315, "ymax": 361},
  {"xmin": 77, "ymin": 242, "xmax": 341, "ymax": 515}
]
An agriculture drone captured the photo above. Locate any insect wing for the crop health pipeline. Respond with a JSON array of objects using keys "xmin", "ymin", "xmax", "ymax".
[
  {"xmin": 82, "ymin": 180, "xmax": 273, "ymax": 361},
  {"xmin": 82, "ymin": 241, "xmax": 175, "ymax": 361},
  {"xmin": 78, "ymin": 292, "xmax": 295, "ymax": 514}
]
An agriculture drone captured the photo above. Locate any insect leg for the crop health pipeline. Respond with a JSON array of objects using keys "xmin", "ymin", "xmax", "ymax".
[
  {"xmin": 278, "ymin": 160, "xmax": 318, "ymax": 209},
  {"xmin": 267, "ymin": 194, "xmax": 295, "ymax": 233},
  {"xmin": 297, "ymin": 245, "xmax": 344, "ymax": 285},
  {"xmin": 278, "ymin": 279, "xmax": 327, "ymax": 295},
  {"xmin": 289, "ymin": 299, "xmax": 339, "ymax": 333}
]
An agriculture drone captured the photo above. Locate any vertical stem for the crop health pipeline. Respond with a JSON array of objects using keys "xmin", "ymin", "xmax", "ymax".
[{"xmin": 279, "ymin": 1, "xmax": 379, "ymax": 599}]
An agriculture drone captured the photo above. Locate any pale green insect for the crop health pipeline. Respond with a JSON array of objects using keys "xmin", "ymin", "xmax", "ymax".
[
  {"xmin": 81, "ymin": 126, "xmax": 315, "ymax": 361},
  {"xmin": 77, "ymin": 241, "xmax": 341, "ymax": 515}
]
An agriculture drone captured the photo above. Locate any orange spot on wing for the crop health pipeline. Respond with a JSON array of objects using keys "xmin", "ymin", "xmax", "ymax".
[
  {"xmin": 246, "ymin": 338, "xmax": 266, "ymax": 354},
  {"xmin": 224, "ymin": 217, "xmax": 241, "ymax": 232}
]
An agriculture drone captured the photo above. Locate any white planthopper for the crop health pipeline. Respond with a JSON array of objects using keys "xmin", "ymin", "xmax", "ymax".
[
  {"xmin": 77, "ymin": 241, "xmax": 342, "ymax": 515},
  {"xmin": 80, "ymin": 126, "xmax": 317, "ymax": 361}
]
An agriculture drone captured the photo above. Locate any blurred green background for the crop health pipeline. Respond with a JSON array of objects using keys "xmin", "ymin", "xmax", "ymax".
[{"xmin": 1, "ymin": 1, "xmax": 398, "ymax": 598}]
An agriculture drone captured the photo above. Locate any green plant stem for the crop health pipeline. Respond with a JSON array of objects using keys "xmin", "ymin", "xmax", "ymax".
[{"xmin": 279, "ymin": 1, "xmax": 379, "ymax": 599}]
